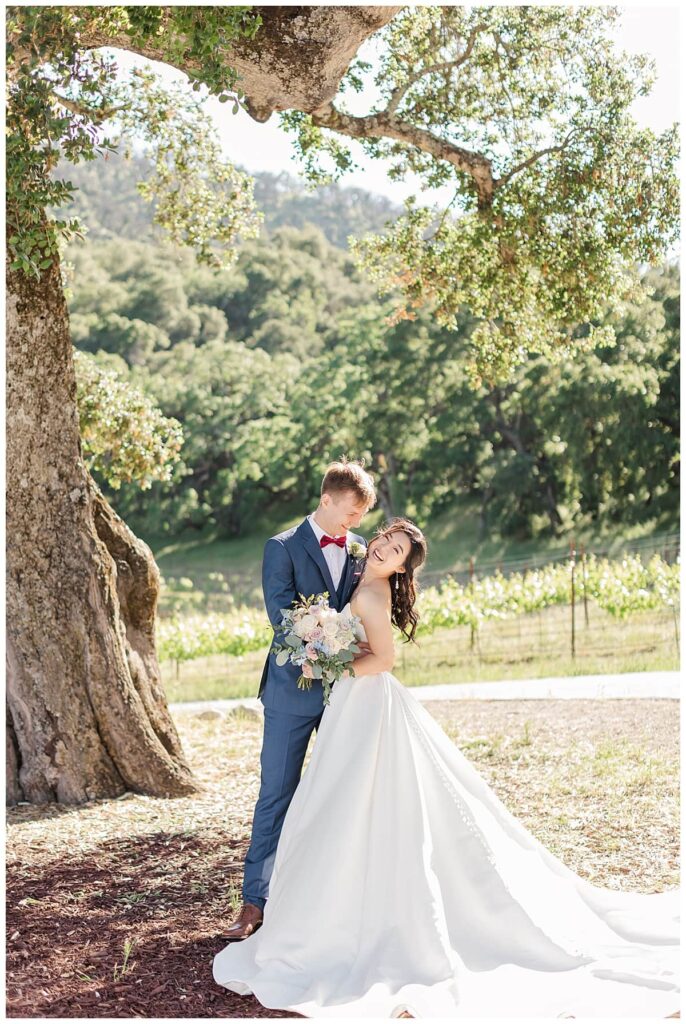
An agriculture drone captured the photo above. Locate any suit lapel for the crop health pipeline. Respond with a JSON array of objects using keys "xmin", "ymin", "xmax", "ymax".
[
  {"xmin": 300, "ymin": 519, "xmax": 338, "ymax": 603},
  {"xmin": 337, "ymin": 550, "xmax": 356, "ymax": 604},
  {"xmin": 339, "ymin": 534, "xmax": 366, "ymax": 604}
]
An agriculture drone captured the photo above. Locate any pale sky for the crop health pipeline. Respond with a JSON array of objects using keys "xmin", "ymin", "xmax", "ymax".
[{"xmin": 107, "ymin": 4, "xmax": 680, "ymax": 209}]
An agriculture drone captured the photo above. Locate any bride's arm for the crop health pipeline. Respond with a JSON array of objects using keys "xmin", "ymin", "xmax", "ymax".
[{"xmin": 347, "ymin": 590, "xmax": 395, "ymax": 677}]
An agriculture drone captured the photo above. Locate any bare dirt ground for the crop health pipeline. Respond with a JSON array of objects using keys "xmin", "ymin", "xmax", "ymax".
[{"xmin": 6, "ymin": 698, "xmax": 679, "ymax": 1018}]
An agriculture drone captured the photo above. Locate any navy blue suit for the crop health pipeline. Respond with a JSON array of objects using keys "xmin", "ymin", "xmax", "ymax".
[{"xmin": 242, "ymin": 517, "xmax": 367, "ymax": 909}]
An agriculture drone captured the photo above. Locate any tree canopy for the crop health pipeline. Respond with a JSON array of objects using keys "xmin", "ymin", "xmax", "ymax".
[
  {"xmin": 65, "ymin": 220, "xmax": 679, "ymax": 542},
  {"xmin": 7, "ymin": 5, "xmax": 679, "ymax": 384},
  {"xmin": 287, "ymin": 5, "xmax": 679, "ymax": 382},
  {"xmin": 5, "ymin": 3, "xmax": 680, "ymax": 809}
]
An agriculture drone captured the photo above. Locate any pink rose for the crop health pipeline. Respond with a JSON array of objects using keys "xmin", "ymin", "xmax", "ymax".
[
  {"xmin": 309, "ymin": 626, "xmax": 324, "ymax": 641},
  {"xmin": 301, "ymin": 662, "xmax": 314, "ymax": 679},
  {"xmin": 305, "ymin": 643, "xmax": 319, "ymax": 661}
]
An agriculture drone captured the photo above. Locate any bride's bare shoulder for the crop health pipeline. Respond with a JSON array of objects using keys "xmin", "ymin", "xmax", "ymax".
[{"xmin": 351, "ymin": 584, "xmax": 391, "ymax": 617}]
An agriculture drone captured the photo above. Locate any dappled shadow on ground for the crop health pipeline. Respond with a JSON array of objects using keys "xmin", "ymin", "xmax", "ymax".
[
  {"xmin": 6, "ymin": 829, "xmax": 300, "ymax": 1018},
  {"xmin": 7, "ymin": 699, "xmax": 678, "ymax": 1017}
]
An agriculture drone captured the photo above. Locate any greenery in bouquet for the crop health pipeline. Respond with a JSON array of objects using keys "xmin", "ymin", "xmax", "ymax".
[{"xmin": 272, "ymin": 592, "xmax": 363, "ymax": 705}]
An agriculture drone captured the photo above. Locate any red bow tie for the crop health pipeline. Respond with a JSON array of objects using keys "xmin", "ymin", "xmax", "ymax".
[{"xmin": 320, "ymin": 534, "xmax": 346, "ymax": 549}]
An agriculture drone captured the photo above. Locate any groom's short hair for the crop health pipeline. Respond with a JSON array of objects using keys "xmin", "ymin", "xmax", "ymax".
[{"xmin": 321, "ymin": 458, "xmax": 377, "ymax": 509}]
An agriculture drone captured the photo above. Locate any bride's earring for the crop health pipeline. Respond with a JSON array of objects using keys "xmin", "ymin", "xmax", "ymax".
[{"xmin": 395, "ymin": 574, "xmax": 399, "ymax": 593}]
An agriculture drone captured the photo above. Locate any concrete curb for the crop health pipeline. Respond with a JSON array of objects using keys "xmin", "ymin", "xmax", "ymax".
[{"xmin": 169, "ymin": 670, "xmax": 680, "ymax": 716}]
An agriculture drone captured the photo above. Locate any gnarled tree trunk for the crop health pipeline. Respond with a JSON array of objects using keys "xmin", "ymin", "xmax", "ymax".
[
  {"xmin": 6, "ymin": 230, "xmax": 200, "ymax": 805},
  {"xmin": 77, "ymin": 6, "xmax": 401, "ymax": 121},
  {"xmin": 6, "ymin": 5, "xmax": 401, "ymax": 806}
]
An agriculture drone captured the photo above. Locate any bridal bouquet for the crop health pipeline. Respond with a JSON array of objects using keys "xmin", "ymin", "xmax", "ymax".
[{"xmin": 272, "ymin": 592, "xmax": 363, "ymax": 705}]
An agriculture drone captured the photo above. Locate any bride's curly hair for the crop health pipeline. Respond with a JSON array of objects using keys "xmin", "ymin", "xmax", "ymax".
[{"xmin": 354, "ymin": 517, "xmax": 427, "ymax": 643}]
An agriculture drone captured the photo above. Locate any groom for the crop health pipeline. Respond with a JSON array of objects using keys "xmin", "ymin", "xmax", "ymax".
[{"xmin": 222, "ymin": 458, "xmax": 376, "ymax": 940}]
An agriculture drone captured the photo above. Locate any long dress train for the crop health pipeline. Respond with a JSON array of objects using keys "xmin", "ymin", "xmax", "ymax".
[{"xmin": 212, "ymin": 605, "xmax": 680, "ymax": 1018}]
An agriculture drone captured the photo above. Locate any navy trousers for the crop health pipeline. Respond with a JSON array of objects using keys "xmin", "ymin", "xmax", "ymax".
[{"xmin": 242, "ymin": 706, "xmax": 324, "ymax": 909}]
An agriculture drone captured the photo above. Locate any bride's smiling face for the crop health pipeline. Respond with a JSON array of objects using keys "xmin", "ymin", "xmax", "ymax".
[{"xmin": 367, "ymin": 530, "xmax": 412, "ymax": 577}]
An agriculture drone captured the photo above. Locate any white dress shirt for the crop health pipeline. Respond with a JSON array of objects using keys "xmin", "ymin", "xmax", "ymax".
[{"xmin": 307, "ymin": 512, "xmax": 348, "ymax": 591}]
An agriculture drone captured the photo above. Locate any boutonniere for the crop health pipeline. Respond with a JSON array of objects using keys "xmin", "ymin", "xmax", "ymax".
[{"xmin": 348, "ymin": 541, "xmax": 367, "ymax": 561}]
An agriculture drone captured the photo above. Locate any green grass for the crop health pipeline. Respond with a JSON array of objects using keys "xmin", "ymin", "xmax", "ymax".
[
  {"xmin": 416, "ymin": 502, "xmax": 679, "ymax": 580},
  {"xmin": 153, "ymin": 531, "xmax": 273, "ymax": 607},
  {"xmin": 161, "ymin": 603, "xmax": 679, "ymax": 704},
  {"xmin": 147, "ymin": 499, "xmax": 679, "ymax": 611},
  {"xmin": 148, "ymin": 501, "xmax": 679, "ymax": 702}
]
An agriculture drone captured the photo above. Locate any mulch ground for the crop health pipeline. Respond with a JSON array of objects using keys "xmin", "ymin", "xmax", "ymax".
[{"xmin": 6, "ymin": 698, "xmax": 680, "ymax": 1018}]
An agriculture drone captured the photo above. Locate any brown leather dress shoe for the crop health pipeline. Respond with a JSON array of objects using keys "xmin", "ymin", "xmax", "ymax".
[{"xmin": 219, "ymin": 902, "xmax": 264, "ymax": 942}]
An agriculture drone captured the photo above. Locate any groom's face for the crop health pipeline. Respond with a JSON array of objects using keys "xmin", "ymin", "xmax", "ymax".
[{"xmin": 322, "ymin": 490, "xmax": 369, "ymax": 536}]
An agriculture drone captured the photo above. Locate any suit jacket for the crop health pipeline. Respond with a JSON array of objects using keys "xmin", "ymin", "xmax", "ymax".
[{"xmin": 257, "ymin": 518, "xmax": 367, "ymax": 715}]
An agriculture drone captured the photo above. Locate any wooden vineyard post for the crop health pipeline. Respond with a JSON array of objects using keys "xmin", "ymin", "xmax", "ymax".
[
  {"xmin": 580, "ymin": 542, "xmax": 589, "ymax": 628},
  {"xmin": 519, "ymin": 563, "xmax": 526, "ymax": 645},
  {"xmin": 469, "ymin": 556, "xmax": 477, "ymax": 657},
  {"xmin": 570, "ymin": 537, "xmax": 576, "ymax": 661},
  {"xmin": 665, "ymin": 541, "xmax": 680, "ymax": 658}
]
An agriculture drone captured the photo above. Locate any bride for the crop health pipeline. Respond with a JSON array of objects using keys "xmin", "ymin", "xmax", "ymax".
[{"xmin": 212, "ymin": 518, "xmax": 680, "ymax": 1019}]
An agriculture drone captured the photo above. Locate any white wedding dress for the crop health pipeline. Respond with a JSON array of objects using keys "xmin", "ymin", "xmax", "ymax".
[{"xmin": 213, "ymin": 604, "xmax": 680, "ymax": 1018}]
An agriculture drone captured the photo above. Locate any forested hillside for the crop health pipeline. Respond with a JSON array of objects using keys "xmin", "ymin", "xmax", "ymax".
[
  {"xmin": 55, "ymin": 156, "xmax": 680, "ymax": 544},
  {"xmin": 53, "ymin": 153, "xmax": 402, "ymax": 249}
]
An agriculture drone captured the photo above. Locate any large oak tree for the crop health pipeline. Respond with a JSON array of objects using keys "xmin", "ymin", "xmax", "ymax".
[
  {"xmin": 6, "ymin": 5, "xmax": 678, "ymax": 805},
  {"xmin": 6, "ymin": 5, "xmax": 398, "ymax": 805}
]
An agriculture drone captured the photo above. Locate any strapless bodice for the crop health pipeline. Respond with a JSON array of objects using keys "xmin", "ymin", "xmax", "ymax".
[{"xmin": 340, "ymin": 601, "xmax": 367, "ymax": 643}]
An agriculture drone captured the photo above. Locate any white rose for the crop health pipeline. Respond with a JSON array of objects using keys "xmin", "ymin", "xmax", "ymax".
[
  {"xmin": 294, "ymin": 613, "xmax": 318, "ymax": 637},
  {"xmin": 323, "ymin": 619, "xmax": 339, "ymax": 638}
]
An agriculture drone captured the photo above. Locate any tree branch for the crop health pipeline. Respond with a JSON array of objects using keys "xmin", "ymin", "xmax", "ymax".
[
  {"xmin": 431, "ymin": 188, "xmax": 462, "ymax": 238},
  {"xmin": 311, "ymin": 103, "xmax": 496, "ymax": 209},
  {"xmin": 310, "ymin": 29, "xmax": 585, "ymax": 211},
  {"xmin": 73, "ymin": 6, "xmax": 402, "ymax": 122},
  {"xmin": 494, "ymin": 127, "xmax": 584, "ymax": 188},
  {"xmin": 50, "ymin": 90, "xmax": 127, "ymax": 123},
  {"xmin": 384, "ymin": 21, "xmax": 488, "ymax": 116}
]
